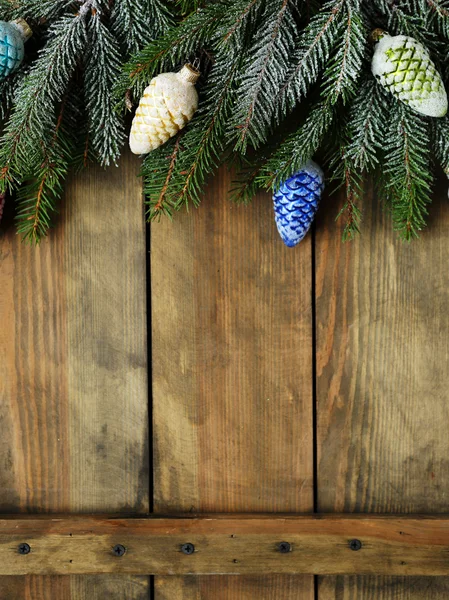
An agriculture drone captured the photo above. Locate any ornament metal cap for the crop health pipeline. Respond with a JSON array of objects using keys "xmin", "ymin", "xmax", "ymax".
[
  {"xmin": 12, "ymin": 18, "xmax": 32, "ymax": 42},
  {"xmin": 370, "ymin": 28, "xmax": 386, "ymax": 43},
  {"xmin": 179, "ymin": 64, "xmax": 200, "ymax": 85}
]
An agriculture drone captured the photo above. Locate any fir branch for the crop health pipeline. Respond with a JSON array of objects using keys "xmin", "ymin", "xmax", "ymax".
[
  {"xmin": 273, "ymin": 0, "xmax": 346, "ymax": 120},
  {"xmin": 216, "ymin": 0, "xmax": 264, "ymax": 55},
  {"xmin": 173, "ymin": 56, "xmax": 239, "ymax": 208},
  {"xmin": 320, "ymin": 1, "xmax": 366, "ymax": 105},
  {"xmin": 383, "ymin": 105, "xmax": 433, "ymax": 240},
  {"xmin": 231, "ymin": 161, "xmax": 265, "ymax": 204},
  {"xmin": 0, "ymin": 12, "xmax": 87, "ymax": 193},
  {"xmin": 230, "ymin": 0, "xmax": 298, "ymax": 152},
  {"xmin": 431, "ymin": 115, "xmax": 449, "ymax": 174},
  {"xmin": 10, "ymin": 0, "xmax": 75, "ymax": 20},
  {"xmin": 145, "ymin": 132, "xmax": 183, "ymax": 220},
  {"xmin": 345, "ymin": 79, "xmax": 389, "ymax": 171},
  {"xmin": 142, "ymin": 52, "xmax": 239, "ymax": 214},
  {"xmin": 15, "ymin": 96, "xmax": 72, "ymax": 243},
  {"xmin": 109, "ymin": 0, "xmax": 174, "ymax": 54},
  {"xmin": 259, "ymin": 102, "xmax": 334, "ymax": 189},
  {"xmin": 336, "ymin": 152, "xmax": 362, "ymax": 241},
  {"xmin": 115, "ymin": 5, "xmax": 225, "ymax": 110},
  {"xmin": 177, "ymin": 0, "xmax": 203, "ymax": 14},
  {"xmin": 84, "ymin": 10, "xmax": 124, "ymax": 166}
]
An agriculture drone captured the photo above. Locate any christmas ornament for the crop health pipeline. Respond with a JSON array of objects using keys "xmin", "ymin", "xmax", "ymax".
[
  {"xmin": 273, "ymin": 161, "xmax": 325, "ymax": 247},
  {"xmin": 129, "ymin": 64, "xmax": 200, "ymax": 155},
  {"xmin": 371, "ymin": 31, "xmax": 448, "ymax": 118},
  {"xmin": 0, "ymin": 19, "xmax": 32, "ymax": 79}
]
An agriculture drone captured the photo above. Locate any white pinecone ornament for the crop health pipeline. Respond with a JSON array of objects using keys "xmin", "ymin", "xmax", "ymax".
[
  {"xmin": 372, "ymin": 31, "xmax": 448, "ymax": 118},
  {"xmin": 129, "ymin": 64, "xmax": 200, "ymax": 155}
]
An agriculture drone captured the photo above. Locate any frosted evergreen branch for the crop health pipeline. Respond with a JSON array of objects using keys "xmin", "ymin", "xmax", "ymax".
[
  {"xmin": 231, "ymin": 160, "xmax": 266, "ymax": 204},
  {"xmin": 259, "ymin": 102, "xmax": 335, "ymax": 189},
  {"xmin": 336, "ymin": 152, "xmax": 362, "ymax": 240},
  {"xmin": 110, "ymin": 0, "xmax": 174, "ymax": 54},
  {"xmin": 10, "ymin": 1, "xmax": 75, "ymax": 20},
  {"xmin": 0, "ymin": 13, "xmax": 87, "ymax": 192},
  {"xmin": 431, "ymin": 116, "xmax": 449, "ymax": 174},
  {"xmin": 345, "ymin": 79, "xmax": 389, "ymax": 171},
  {"xmin": 172, "ymin": 56, "xmax": 240, "ymax": 208},
  {"xmin": 273, "ymin": 0, "xmax": 346, "ymax": 121},
  {"xmin": 214, "ymin": 0, "xmax": 266, "ymax": 57},
  {"xmin": 321, "ymin": 2, "xmax": 366, "ymax": 105},
  {"xmin": 115, "ymin": 5, "xmax": 226, "ymax": 110},
  {"xmin": 144, "ymin": 132, "xmax": 183, "ymax": 220},
  {"xmin": 15, "ymin": 96, "xmax": 73, "ymax": 243},
  {"xmin": 383, "ymin": 105, "xmax": 433, "ymax": 240},
  {"xmin": 84, "ymin": 11, "xmax": 124, "ymax": 166},
  {"xmin": 230, "ymin": 0, "xmax": 298, "ymax": 152}
]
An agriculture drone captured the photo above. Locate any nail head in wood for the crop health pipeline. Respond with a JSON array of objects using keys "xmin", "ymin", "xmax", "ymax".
[
  {"xmin": 181, "ymin": 543, "xmax": 195, "ymax": 555},
  {"xmin": 278, "ymin": 541, "xmax": 291, "ymax": 553},
  {"xmin": 18, "ymin": 543, "xmax": 30, "ymax": 555},
  {"xmin": 349, "ymin": 539, "xmax": 362, "ymax": 551},
  {"xmin": 112, "ymin": 544, "xmax": 126, "ymax": 557}
]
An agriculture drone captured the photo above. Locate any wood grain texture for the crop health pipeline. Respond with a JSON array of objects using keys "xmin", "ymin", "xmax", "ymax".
[
  {"xmin": 318, "ymin": 576, "xmax": 449, "ymax": 599},
  {"xmin": 151, "ymin": 168, "xmax": 314, "ymax": 597},
  {"xmin": 315, "ymin": 182, "xmax": 449, "ymax": 595},
  {"xmin": 0, "ymin": 575, "xmax": 150, "ymax": 600},
  {"xmin": 0, "ymin": 154, "xmax": 149, "ymax": 598},
  {"xmin": 155, "ymin": 576, "xmax": 311, "ymax": 599},
  {"xmin": 1, "ymin": 515, "xmax": 449, "ymax": 576}
]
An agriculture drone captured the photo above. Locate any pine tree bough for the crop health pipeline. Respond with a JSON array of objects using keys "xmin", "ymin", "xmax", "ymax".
[{"xmin": 1, "ymin": 0, "xmax": 449, "ymax": 242}]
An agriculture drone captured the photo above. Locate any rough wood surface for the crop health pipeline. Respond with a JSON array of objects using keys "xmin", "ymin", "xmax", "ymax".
[
  {"xmin": 154, "ymin": 576, "xmax": 308, "ymax": 599},
  {"xmin": 151, "ymin": 168, "xmax": 314, "ymax": 597},
  {"xmin": 0, "ymin": 154, "xmax": 149, "ymax": 598},
  {"xmin": 315, "ymin": 183, "xmax": 449, "ymax": 596},
  {"xmin": 1, "ymin": 515, "xmax": 449, "ymax": 576}
]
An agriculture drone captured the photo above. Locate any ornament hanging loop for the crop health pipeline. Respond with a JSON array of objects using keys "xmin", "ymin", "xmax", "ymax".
[{"xmin": 192, "ymin": 57, "xmax": 201, "ymax": 71}]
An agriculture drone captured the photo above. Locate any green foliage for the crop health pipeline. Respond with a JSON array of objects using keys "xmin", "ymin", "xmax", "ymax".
[
  {"xmin": 143, "ymin": 49, "xmax": 240, "ymax": 219},
  {"xmin": 132, "ymin": 0, "xmax": 449, "ymax": 241},
  {"xmin": 2, "ymin": 0, "xmax": 449, "ymax": 242},
  {"xmin": 230, "ymin": 0, "xmax": 300, "ymax": 152},
  {"xmin": 115, "ymin": 4, "xmax": 225, "ymax": 110},
  {"xmin": 109, "ymin": 0, "xmax": 173, "ymax": 54},
  {"xmin": 384, "ymin": 105, "xmax": 433, "ymax": 239},
  {"xmin": 259, "ymin": 102, "xmax": 335, "ymax": 189},
  {"xmin": 0, "ymin": 0, "xmax": 176, "ymax": 242},
  {"xmin": 84, "ymin": 10, "xmax": 124, "ymax": 166}
]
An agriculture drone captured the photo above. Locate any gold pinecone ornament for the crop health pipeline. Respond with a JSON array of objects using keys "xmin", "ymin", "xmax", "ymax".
[
  {"xmin": 371, "ymin": 32, "xmax": 448, "ymax": 118},
  {"xmin": 129, "ymin": 64, "xmax": 200, "ymax": 155}
]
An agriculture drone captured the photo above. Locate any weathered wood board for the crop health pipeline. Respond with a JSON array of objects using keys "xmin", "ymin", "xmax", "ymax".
[
  {"xmin": 2, "ymin": 515, "xmax": 449, "ymax": 576},
  {"xmin": 0, "ymin": 154, "xmax": 149, "ymax": 598},
  {"xmin": 315, "ymin": 182, "xmax": 449, "ymax": 596},
  {"xmin": 151, "ymin": 168, "xmax": 314, "ymax": 598}
]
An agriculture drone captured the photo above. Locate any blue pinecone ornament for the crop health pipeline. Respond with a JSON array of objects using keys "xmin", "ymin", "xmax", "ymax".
[
  {"xmin": 273, "ymin": 160, "xmax": 325, "ymax": 247},
  {"xmin": 0, "ymin": 19, "xmax": 31, "ymax": 80}
]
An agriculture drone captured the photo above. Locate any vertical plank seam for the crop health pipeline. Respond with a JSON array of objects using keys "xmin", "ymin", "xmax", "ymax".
[
  {"xmin": 147, "ymin": 215, "xmax": 155, "ymax": 600},
  {"xmin": 312, "ymin": 222, "xmax": 319, "ymax": 600}
]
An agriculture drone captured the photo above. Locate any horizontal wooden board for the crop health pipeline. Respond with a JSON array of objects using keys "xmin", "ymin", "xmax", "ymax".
[{"xmin": 1, "ymin": 515, "xmax": 449, "ymax": 576}]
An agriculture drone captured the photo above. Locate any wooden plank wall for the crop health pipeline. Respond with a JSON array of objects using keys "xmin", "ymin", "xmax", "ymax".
[
  {"xmin": 315, "ymin": 181, "xmax": 449, "ymax": 597},
  {"xmin": 151, "ymin": 168, "xmax": 314, "ymax": 599},
  {"xmin": 0, "ymin": 154, "xmax": 149, "ymax": 599},
  {"xmin": 2, "ymin": 158, "xmax": 449, "ymax": 599}
]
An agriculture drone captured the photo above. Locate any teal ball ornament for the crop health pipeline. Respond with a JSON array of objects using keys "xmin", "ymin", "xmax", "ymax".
[
  {"xmin": 273, "ymin": 160, "xmax": 325, "ymax": 247},
  {"xmin": 0, "ymin": 19, "xmax": 32, "ymax": 80}
]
